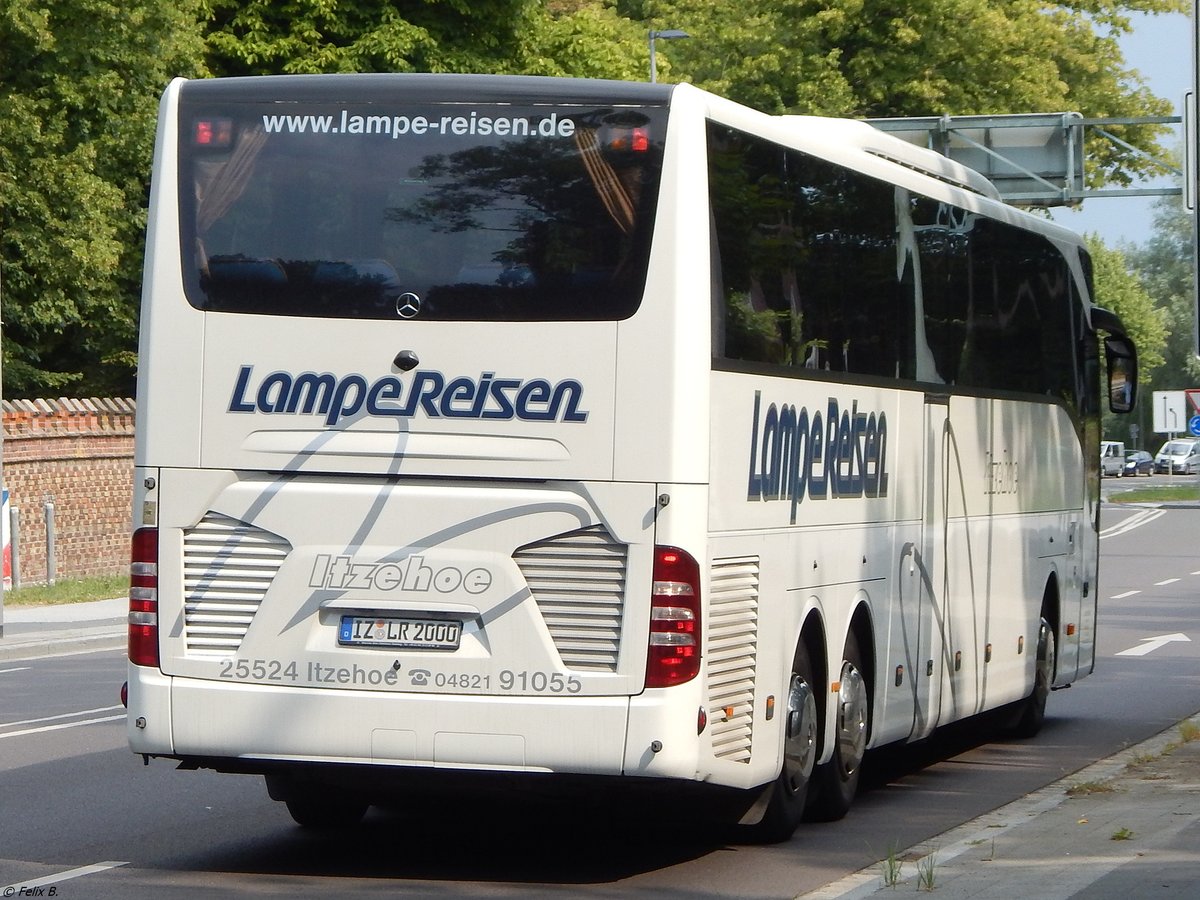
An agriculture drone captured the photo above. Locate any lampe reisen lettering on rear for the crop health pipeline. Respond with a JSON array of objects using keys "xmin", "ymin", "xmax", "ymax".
[{"xmin": 227, "ymin": 365, "xmax": 590, "ymax": 426}]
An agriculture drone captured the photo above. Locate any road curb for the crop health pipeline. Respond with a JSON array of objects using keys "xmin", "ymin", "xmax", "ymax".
[
  {"xmin": 0, "ymin": 628, "xmax": 125, "ymax": 662},
  {"xmin": 799, "ymin": 712, "xmax": 1200, "ymax": 899}
]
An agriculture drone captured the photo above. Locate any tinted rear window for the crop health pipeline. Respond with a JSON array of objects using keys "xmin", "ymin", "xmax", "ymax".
[{"xmin": 178, "ymin": 98, "xmax": 667, "ymax": 321}]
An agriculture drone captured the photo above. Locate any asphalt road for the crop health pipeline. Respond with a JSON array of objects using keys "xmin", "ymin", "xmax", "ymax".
[{"xmin": 2, "ymin": 502, "xmax": 1198, "ymax": 899}]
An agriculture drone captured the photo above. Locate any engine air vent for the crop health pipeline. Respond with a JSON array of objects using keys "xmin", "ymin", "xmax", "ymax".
[
  {"xmin": 182, "ymin": 513, "xmax": 291, "ymax": 656},
  {"xmin": 513, "ymin": 525, "xmax": 627, "ymax": 672}
]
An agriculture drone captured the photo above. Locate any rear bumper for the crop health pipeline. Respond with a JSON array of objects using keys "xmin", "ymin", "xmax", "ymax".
[{"xmin": 127, "ymin": 666, "xmax": 710, "ymax": 783}]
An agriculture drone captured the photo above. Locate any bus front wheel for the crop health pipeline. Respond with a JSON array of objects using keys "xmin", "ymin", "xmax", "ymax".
[{"xmin": 1009, "ymin": 615, "xmax": 1056, "ymax": 739}]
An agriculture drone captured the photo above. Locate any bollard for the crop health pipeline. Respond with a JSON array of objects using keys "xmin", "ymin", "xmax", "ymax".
[
  {"xmin": 44, "ymin": 499, "xmax": 56, "ymax": 586},
  {"xmin": 10, "ymin": 506, "xmax": 21, "ymax": 591}
]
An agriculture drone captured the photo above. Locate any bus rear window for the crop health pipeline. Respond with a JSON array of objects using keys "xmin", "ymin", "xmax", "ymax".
[{"xmin": 178, "ymin": 100, "xmax": 667, "ymax": 321}]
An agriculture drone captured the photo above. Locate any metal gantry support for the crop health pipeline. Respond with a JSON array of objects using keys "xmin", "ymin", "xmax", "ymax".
[{"xmin": 866, "ymin": 112, "xmax": 1183, "ymax": 207}]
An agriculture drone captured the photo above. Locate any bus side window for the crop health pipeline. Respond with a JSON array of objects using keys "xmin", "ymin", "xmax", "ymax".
[{"xmin": 707, "ymin": 125, "xmax": 791, "ymax": 364}]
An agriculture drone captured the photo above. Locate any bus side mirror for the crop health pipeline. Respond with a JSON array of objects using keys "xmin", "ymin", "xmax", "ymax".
[
  {"xmin": 1090, "ymin": 306, "xmax": 1137, "ymax": 415},
  {"xmin": 1090, "ymin": 307, "xmax": 1137, "ymax": 415},
  {"xmin": 1105, "ymin": 336, "xmax": 1136, "ymax": 414}
]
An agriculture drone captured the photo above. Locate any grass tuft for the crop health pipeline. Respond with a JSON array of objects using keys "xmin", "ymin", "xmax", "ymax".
[
  {"xmin": 1065, "ymin": 780, "xmax": 1116, "ymax": 796},
  {"xmin": 1109, "ymin": 485, "xmax": 1200, "ymax": 503},
  {"xmin": 2, "ymin": 574, "xmax": 128, "ymax": 607},
  {"xmin": 879, "ymin": 842, "xmax": 903, "ymax": 889},
  {"xmin": 916, "ymin": 849, "xmax": 938, "ymax": 891}
]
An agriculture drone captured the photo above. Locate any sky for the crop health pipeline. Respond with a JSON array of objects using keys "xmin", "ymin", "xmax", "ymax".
[{"xmin": 1048, "ymin": 9, "xmax": 1192, "ymax": 246}]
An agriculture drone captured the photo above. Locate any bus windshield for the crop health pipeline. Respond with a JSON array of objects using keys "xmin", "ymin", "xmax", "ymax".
[{"xmin": 178, "ymin": 98, "xmax": 667, "ymax": 321}]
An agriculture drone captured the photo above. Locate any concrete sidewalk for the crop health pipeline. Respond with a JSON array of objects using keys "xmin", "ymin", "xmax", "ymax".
[
  {"xmin": 0, "ymin": 596, "xmax": 126, "ymax": 660},
  {"xmin": 2, "ymin": 598, "xmax": 1198, "ymax": 898},
  {"xmin": 803, "ymin": 717, "xmax": 1200, "ymax": 899}
]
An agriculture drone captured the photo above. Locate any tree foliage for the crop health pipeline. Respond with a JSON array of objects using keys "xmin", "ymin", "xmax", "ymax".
[
  {"xmin": 620, "ymin": 0, "xmax": 1185, "ymax": 185},
  {"xmin": 1127, "ymin": 199, "xmax": 1200, "ymax": 388},
  {"xmin": 0, "ymin": 0, "xmax": 1189, "ymax": 397},
  {"xmin": 1087, "ymin": 234, "xmax": 1167, "ymax": 373},
  {"xmin": 200, "ymin": 0, "xmax": 649, "ymax": 81},
  {"xmin": 1090, "ymin": 198, "xmax": 1196, "ymax": 446},
  {"xmin": 1, "ymin": 0, "xmax": 206, "ymax": 396}
]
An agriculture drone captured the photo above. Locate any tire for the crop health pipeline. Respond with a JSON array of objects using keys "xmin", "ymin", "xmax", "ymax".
[
  {"xmin": 1010, "ymin": 615, "xmax": 1056, "ymax": 739},
  {"xmin": 283, "ymin": 788, "xmax": 369, "ymax": 829},
  {"xmin": 741, "ymin": 640, "xmax": 820, "ymax": 843},
  {"xmin": 806, "ymin": 632, "xmax": 869, "ymax": 822}
]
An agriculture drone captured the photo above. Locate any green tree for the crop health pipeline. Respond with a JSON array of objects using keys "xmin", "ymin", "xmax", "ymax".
[
  {"xmin": 620, "ymin": 0, "xmax": 1185, "ymax": 185},
  {"xmin": 1089, "ymin": 234, "xmax": 1167, "ymax": 377},
  {"xmin": 1, "ymin": 0, "xmax": 207, "ymax": 396},
  {"xmin": 1124, "ymin": 197, "xmax": 1200, "ymax": 451},
  {"xmin": 2, "ymin": 0, "xmax": 1187, "ymax": 398},
  {"xmin": 201, "ymin": 0, "xmax": 648, "ymax": 81},
  {"xmin": 1087, "ymin": 233, "xmax": 1168, "ymax": 443}
]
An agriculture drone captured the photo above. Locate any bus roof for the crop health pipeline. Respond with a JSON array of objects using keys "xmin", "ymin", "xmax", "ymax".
[{"xmin": 175, "ymin": 73, "xmax": 676, "ymax": 106}]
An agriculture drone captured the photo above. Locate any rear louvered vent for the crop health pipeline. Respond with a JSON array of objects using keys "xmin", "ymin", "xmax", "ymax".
[
  {"xmin": 182, "ymin": 513, "xmax": 291, "ymax": 656},
  {"xmin": 513, "ymin": 525, "xmax": 627, "ymax": 672},
  {"xmin": 708, "ymin": 556, "xmax": 760, "ymax": 763}
]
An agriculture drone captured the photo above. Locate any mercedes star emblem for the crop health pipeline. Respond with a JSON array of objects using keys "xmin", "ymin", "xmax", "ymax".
[{"xmin": 396, "ymin": 292, "xmax": 422, "ymax": 319}]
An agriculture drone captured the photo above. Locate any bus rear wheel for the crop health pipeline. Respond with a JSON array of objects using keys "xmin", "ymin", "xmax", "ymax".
[
  {"xmin": 743, "ymin": 640, "xmax": 819, "ymax": 843},
  {"xmin": 806, "ymin": 632, "xmax": 868, "ymax": 822},
  {"xmin": 282, "ymin": 788, "xmax": 369, "ymax": 829}
]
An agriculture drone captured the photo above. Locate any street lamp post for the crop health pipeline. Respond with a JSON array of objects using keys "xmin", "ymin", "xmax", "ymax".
[{"xmin": 648, "ymin": 29, "xmax": 689, "ymax": 83}]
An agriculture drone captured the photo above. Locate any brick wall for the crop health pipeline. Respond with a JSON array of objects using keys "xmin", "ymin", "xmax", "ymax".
[{"xmin": 2, "ymin": 398, "xmax": 135, "ymax": 585}]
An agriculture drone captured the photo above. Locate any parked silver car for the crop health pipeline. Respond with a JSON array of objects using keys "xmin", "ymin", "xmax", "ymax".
[{"xmin": 1154, "ymin": 439, "xmax": 1200, "ymax": 475}]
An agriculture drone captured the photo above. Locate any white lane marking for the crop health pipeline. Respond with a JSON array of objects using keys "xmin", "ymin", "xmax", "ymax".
[
  {"xmin": 1099, "ymin": 507, "xmax": 1165, "ymax": 539},
  {"xmin": 0, "ymin": 713, "xmax": 125, "ymax": 740},
  {"xmin": 1110, "ymin": 590, "xmax": 1141, "ymax": 599},
  {"xmin": 2, "ymin": 860, "xmax": 128, "ymax": 893},
  {"xmin": 1115, "ymin": 632, "xmax": 1192, "ymax": 657},
  {"xmin": 2, "ymin": 704, "xmax": 124, "ymax": 730},
  {"xmin": 1155, "ymin": 578, "xmax": 1181, "ymax": 586},
  {"xmin": 0, "ymin": 667, "xmax": 32, "ymax": 675}
]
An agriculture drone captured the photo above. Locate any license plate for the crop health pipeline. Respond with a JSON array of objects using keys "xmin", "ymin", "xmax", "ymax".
[{"xmin": 338, "ymin": 615, "xmax": 462, "ymax": 650}]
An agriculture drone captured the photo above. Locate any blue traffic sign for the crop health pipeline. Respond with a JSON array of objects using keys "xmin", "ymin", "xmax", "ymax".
[{"xmin": 1190, "ymin": 415, "xmax": 1200, "ymax": 437}]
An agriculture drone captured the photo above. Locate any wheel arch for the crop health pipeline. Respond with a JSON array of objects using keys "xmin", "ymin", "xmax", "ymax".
[
  {"xmin": 1041, "ymin": 573, "xmax": 1061, "ymax": 643},
  {"xmin": 798, "ymin": 609, "xmax": 828, "ymax": 711},
  {"xmin": 1041, "ymin": 572, "xmax": 1061, "ymax": 683},
  {"xmin": 848, "ymin": 600, "xmax": 876, "ymax": 741}
]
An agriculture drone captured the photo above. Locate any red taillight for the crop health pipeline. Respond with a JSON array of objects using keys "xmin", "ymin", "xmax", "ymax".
[
  {"xmin": 193, "ymin": 117, "xmax": 232, "ymax": 148},
  {"xmin": 646, "ymin": 546, "xmax": 701, "ymax": 688},
  {"xmin": 129, "ymin": 527, "xmax": 159, "ymax": 668},
  {"xmin": 605, "ymin": 125, "xmax": 651, "ymax": 153}
]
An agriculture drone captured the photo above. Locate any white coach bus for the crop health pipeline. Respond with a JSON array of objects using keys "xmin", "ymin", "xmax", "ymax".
[{"xmin": 126, "ymin": 74, "xmax": 1137, "ymax": 840}]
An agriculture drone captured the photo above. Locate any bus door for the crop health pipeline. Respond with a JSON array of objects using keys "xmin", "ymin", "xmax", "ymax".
[{"xmin": 911, "ymin": 391, "xmax": 951, "ymax": 740}]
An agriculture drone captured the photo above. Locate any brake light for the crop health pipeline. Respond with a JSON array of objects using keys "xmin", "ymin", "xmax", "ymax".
[
  {"xmin": 605, "ymin": 125, "xmax": 651, "ymax": 153},
  {"xmin": 646, "ymin": 546, "xmax": 701, "ymax": 687},
  {"xmin": 193, "ymin": 117, "xmax": 232, "ymax": 148},
  {"xmin": 129, "ymin": 527, "xmax": 159, "ymax": 668}
]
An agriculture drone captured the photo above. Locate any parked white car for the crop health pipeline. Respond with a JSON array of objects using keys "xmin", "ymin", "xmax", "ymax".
[{"xmin": 1100, "ymin": 440, "xmax": 1126, "ymax": 476}]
